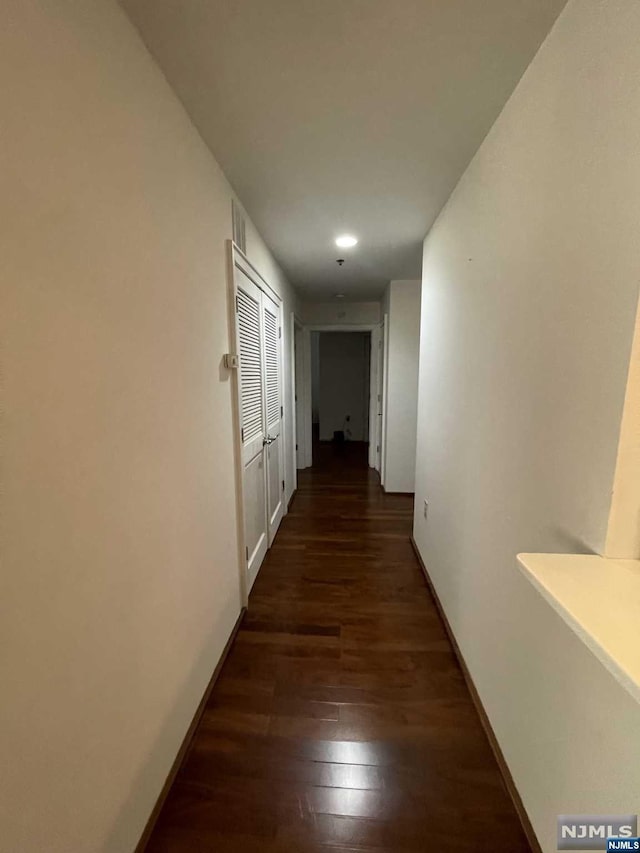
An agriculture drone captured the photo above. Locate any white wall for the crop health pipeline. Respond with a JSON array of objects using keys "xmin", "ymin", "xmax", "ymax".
[
  {"xmin": 0, "ymin": 1, "xmax": 297, "ymax": 851},
  {"xmin": 412, "ymin": 2, "xmax": 640, "ymax": 851},
  {"xmin": 383, "ymin": 280, "xmax": 421, "ymax": 492},
  {"xmin": 318, "ymin": 333, "xmax": 371, "ymax": 442},
  {"xmin": 301, "ymin": 300, "xmax": 381, "ymax": 326}
]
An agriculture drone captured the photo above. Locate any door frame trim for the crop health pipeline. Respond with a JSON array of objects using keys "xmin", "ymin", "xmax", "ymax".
[
  {"xmin": 230, "ymin": 241, "xmax": 282, "ymax": 305},
  {"xmin": 291, "ymin": 313, "xmax": 305, "ymax": 481},
  {"xmin": 380, "ymin": 313, "xmax": 390, "ymax": 488},
  {"xmin": 226, "ymin": 240, "xmax": 283, "ymax": 606},
  {"xmin": 302, "ymin": 324, "xmax": 378, "ymax": 469},
  {"xmin": 369, "ymin": 323, "xmax": 382, "ymax": 470},
  {"xmin": 262, "ymin": 288, "xmax": 285, "ymax": 547}
]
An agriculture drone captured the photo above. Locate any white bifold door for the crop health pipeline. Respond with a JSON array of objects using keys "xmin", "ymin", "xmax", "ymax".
[{"xmin": 234, "ymin": 261, "xmax": 284, "ymax": 592}]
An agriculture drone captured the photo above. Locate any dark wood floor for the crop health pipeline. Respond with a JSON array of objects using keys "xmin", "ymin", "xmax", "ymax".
[{"xmin": 146, "ymin": 443, "xmax": 530, "ymax": 852}]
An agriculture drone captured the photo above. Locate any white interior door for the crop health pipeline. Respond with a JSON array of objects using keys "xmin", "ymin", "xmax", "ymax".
[
  {"xmin": 294, "ymin": 323, "xmax": 305, "ymax": 469},
  {"xmin": 233, "ymin": 253, "xmax": 285, "ymax": 591},
  {"xmin": 236, "ymin": 270, "xmax": 268, "ymax": 590},
  {"xmin": 262, "ymin": 291, "xmax": 284, "ymax": 543}
]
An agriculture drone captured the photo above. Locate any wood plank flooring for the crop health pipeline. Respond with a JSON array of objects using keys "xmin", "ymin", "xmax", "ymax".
[{"xmin": 145, "ymin": 443, "xmax": 531, "ymax": 852}]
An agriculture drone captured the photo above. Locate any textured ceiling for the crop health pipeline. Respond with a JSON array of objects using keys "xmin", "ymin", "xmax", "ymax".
[{"xmin": 121, "ymin": 0, "xmax": 566, "ymax": 300}]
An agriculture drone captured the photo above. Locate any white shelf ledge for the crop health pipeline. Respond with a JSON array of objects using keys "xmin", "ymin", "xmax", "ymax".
[{"xmin": 517, "ymin": 552, "xmax": 640, "ymax": 704}]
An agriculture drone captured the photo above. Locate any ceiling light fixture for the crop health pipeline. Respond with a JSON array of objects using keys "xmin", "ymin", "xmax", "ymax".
[
  {"xmin": 335, "ymin": 293, "xmax": 345, "ymax": 299},
  {"xmin": 335, "ymin": 234, "xmax": 358, "ymax": 249}
]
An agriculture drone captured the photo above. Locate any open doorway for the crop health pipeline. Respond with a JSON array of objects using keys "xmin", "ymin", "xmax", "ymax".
[
  {"xmin": 294, "ymin": 323, "xmax": 384, "ymax": 473},
  {"xmin": 309, "ymin": 330, "xmax": 371, "ymax": 468}
]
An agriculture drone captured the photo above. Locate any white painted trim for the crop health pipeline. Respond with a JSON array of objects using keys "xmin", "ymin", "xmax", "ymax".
[
  {"xmin": 380, "ymin": 313, "xmax": 390, "ymax": 487},
  {"xmin": 290, "ymin": 313, "xmax": 303, "ymax": 486},
  {"xmin": 302, "ymin": 327, "xmax": 313, "ymax": 468},
  {"xmin": 226, "ymin": 240, "xmax": 249, "ymax": 607},
  {"xmin": 375, "ymin": 320, "xmax": 384, "ymax": 473},
  {"xmin": 231, "ymin": 241, "xmax": 282, "ymax": 306},
  {"xmin": 303, "ymin": 324, "xmax": 378, "ymax": 468},
  {"xmin": 305, "ymin": 324, "xmax": 378, "ymax": 333},
  {"xmin": 266, "ymin": 291, "xmax": 285, "ymax": 536},
  {"xmin": 368, "ymin": 325, "xmax": 380, "ymax": 469}
]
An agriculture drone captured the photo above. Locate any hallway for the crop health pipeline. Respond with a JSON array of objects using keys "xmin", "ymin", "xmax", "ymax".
[{"xmin": 146, "ymin": 448, "xmax": 530, "ymax": 852}]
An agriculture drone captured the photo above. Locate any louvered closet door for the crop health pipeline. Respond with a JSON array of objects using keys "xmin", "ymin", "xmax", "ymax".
[
  {"xmin": 262, "ymin": 291, "xmax": 284, "ymax": 544},
  {"xmin": 236, "ymin": 270, "xmax": 268, "ymax": 588}
]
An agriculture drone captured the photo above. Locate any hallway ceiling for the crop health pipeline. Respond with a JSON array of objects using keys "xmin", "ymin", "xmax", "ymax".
[{"xmin": 121, "ymin": 0, "xmax": 566, "ymax": 301}]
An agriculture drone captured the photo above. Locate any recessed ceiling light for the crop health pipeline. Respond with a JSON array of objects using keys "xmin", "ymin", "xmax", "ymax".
[
  {"xmin": 335, "ymin": 293, "xmax": 345, "ymax": 299},
  {"xmin": 335, "ymin": 234, "xmax": 358, "ymax": 249}
]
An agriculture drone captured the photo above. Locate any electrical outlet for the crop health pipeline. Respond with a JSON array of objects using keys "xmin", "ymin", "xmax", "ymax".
[{"xmin": 423, "ymin": 500, "xmax": 428, "ymax": 519}]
